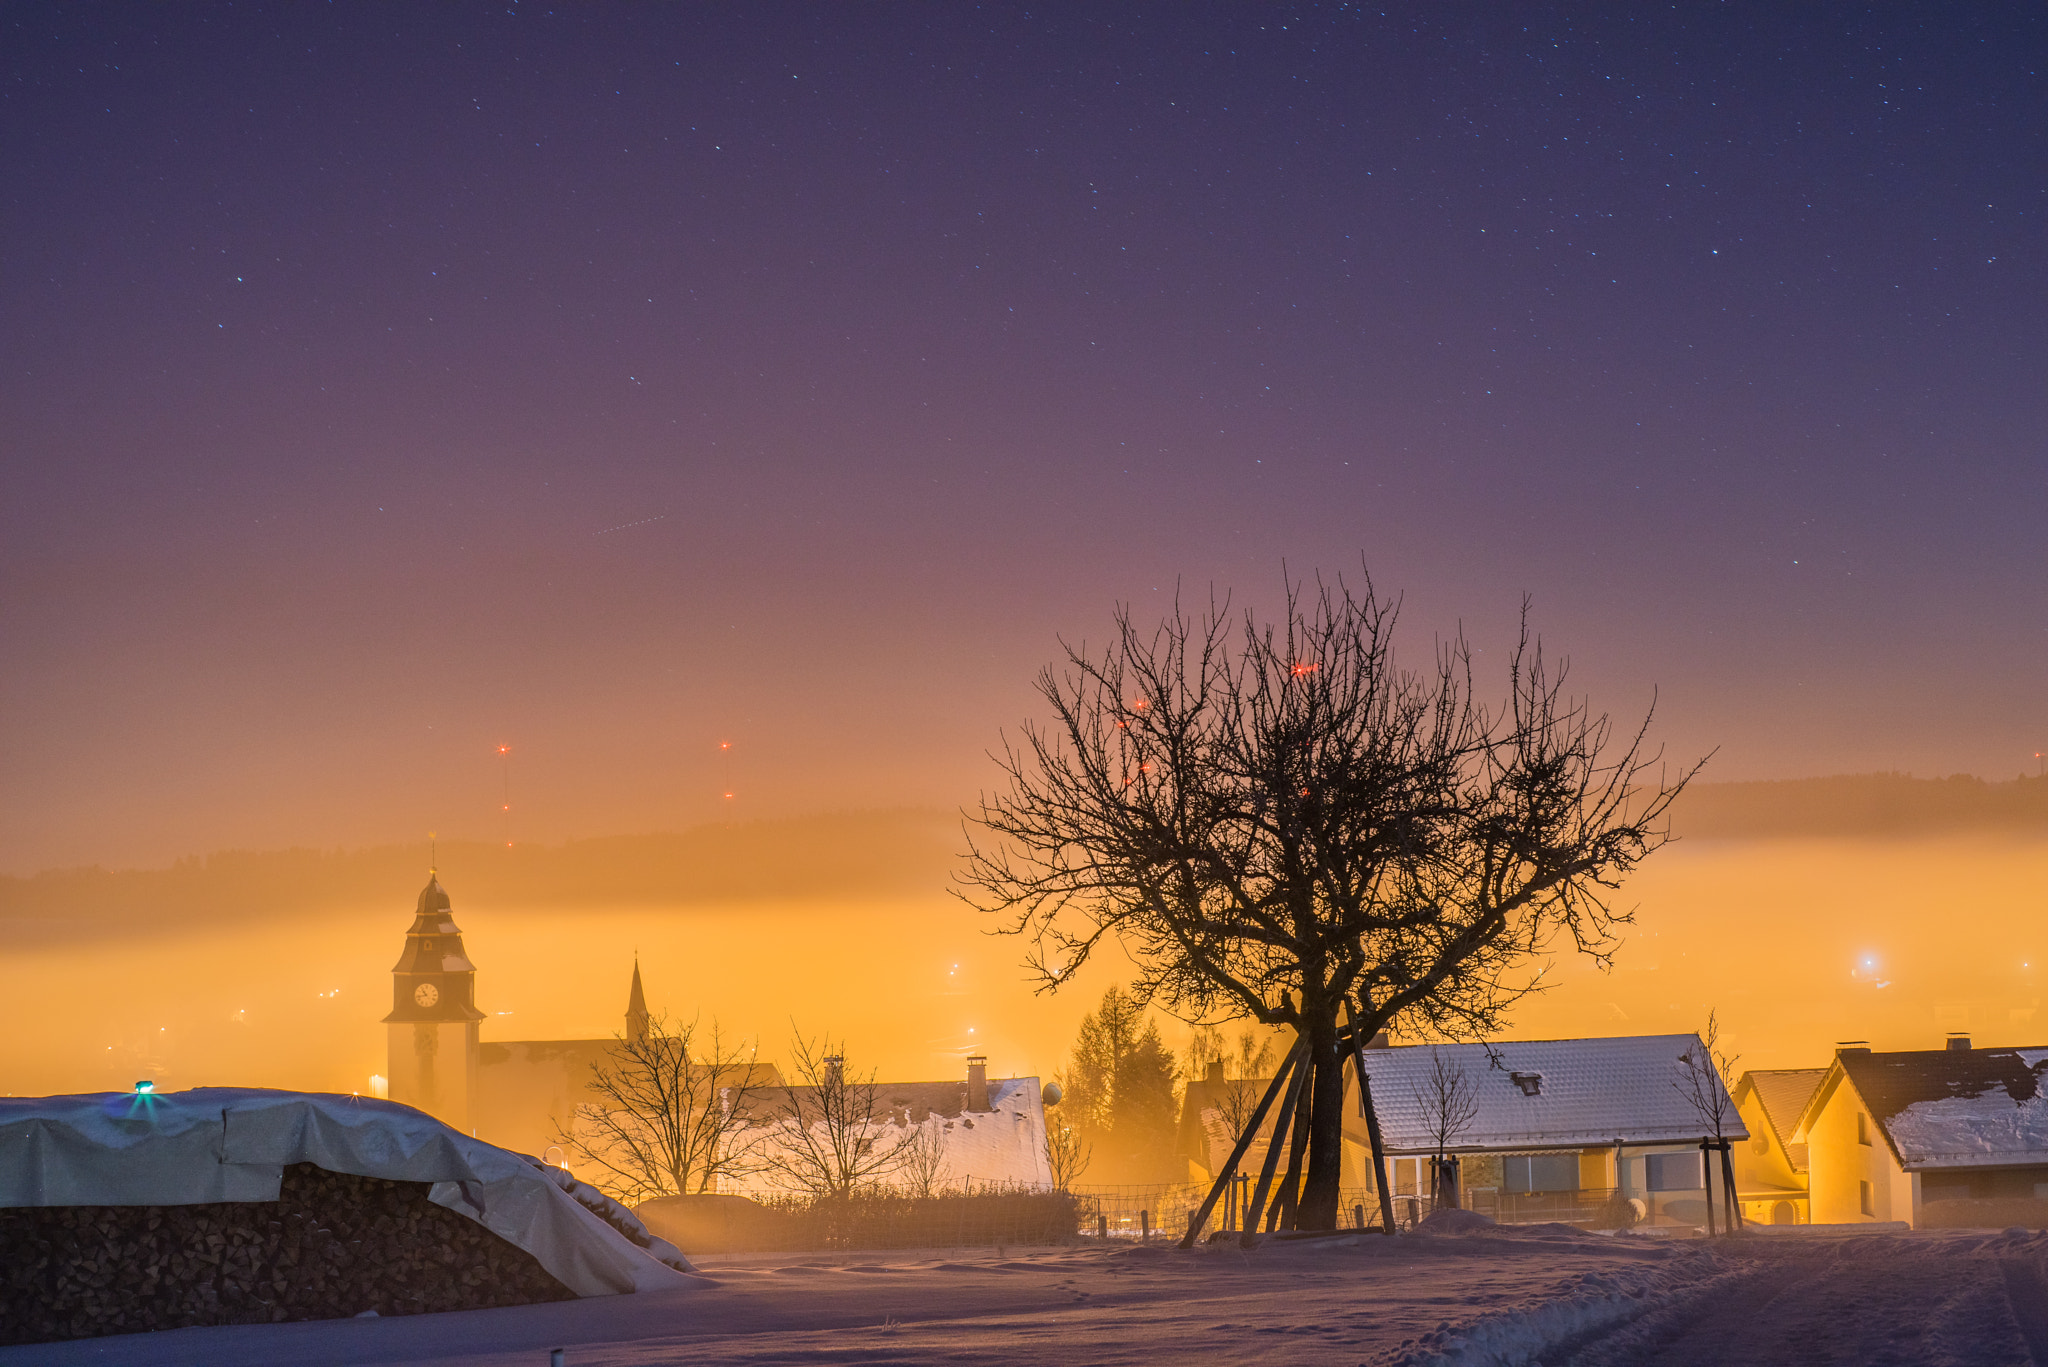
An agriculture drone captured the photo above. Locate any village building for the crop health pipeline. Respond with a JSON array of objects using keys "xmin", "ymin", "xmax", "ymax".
[
  {"xmin": 1790, "ymin": 1036, "xmax": 2048, "ymax": 1228},
  {"xmin": 381, "ymin": 873, "xmax": 1048, "ymax": 1189},
  {"xmin": 1729, "ymin": 1066, "xmax": 1826, "ymax": 1225},
  {"xmin": 722, "ymin": 1056, "xmax": 1055, "ymax": 1199},
  {"xmin": 1182, "ymin": 1034, "xmax": 1747, "ymax": 1228},
  {"xmin": 379, "ymin": 871, "xmax": 714, "ymax": 1155}
]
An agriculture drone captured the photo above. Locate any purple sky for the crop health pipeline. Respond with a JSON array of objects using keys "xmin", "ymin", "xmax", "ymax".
[{"xmin": 4, "ymin": 4, "xmax": 2043, "ymax": 872}]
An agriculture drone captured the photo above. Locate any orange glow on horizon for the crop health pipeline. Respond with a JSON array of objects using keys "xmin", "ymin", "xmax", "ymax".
[{"xmin": 4, "ymin": 821, "xmax": 2044, "ymax": 1099}]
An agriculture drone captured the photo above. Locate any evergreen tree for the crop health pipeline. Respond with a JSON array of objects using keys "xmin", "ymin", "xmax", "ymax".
[{"xmin": 1064, "ymin": 985, "xmax": 1180, "ymax": 1182}]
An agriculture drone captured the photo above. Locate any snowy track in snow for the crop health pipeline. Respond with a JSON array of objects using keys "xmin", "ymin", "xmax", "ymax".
[{"xmin": 4, "ymin": 1224, "xmax": 2041, "ymax": 1366}]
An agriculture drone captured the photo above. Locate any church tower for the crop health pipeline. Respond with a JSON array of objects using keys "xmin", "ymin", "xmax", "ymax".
[{"xmin": 383, "ymin": 871, "xmax": 484, "ymax": 1131}]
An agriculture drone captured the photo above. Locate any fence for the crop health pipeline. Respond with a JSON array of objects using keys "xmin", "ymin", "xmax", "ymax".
[
  {"xmin": 1073, "ymin": 1182, "xmax": 1393, "ymax": 1241},
  {"xmin": 638, "ymin": 1180, "xmax": 1655, "ymax": 1256}
]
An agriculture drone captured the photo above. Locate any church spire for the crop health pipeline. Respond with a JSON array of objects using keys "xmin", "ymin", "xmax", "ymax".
[{"xmin": 625, "ymin": 958, "xmax": 650, "ymax": 1045}]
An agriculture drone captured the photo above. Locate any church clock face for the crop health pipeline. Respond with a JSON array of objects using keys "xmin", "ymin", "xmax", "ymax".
[{"xmin": 414, "ymin": 981, "xmax": 440, "ymax": 1008}]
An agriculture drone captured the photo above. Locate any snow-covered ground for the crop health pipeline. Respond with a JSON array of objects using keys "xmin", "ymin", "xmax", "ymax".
[{"xmin": 5, "ymin": 1223, "xmax": 2044, "ymax": 1366}]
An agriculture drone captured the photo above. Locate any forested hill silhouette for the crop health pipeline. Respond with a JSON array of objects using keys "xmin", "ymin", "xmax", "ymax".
[
  {"xmin": 1, "ymin": 810, "xmax": 958, "ymax": 942},
  {"xmin": 9, "ymin": 777, "xmax": 2048, "ymax": 940},
  {"xmin": 1671, "ymin": 772, "xmax": 2048, "ymax": 839}
]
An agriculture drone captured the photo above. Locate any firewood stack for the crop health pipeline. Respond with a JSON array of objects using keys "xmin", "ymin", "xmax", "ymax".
[{"xmin": 0, "ymin": 1161, "xmax": 575, "ymax": 1346}]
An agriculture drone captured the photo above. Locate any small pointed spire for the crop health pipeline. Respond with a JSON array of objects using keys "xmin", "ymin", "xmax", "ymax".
[{"xmin": 625, "ymin": 958, "xmax": 650, "ymax": 1044}]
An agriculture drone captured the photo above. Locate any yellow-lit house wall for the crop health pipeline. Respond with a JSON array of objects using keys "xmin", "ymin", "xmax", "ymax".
[
  {"xmin": 1801, "ymin": 1068, "xmax": 1914, "ymax": 1224},
  {"xmin": 1731, "ymin": 1078, "xmax": 1809, "ymax": 1225}
]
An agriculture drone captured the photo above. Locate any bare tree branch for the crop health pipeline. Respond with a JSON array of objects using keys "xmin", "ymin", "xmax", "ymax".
[
  {"xmin": 554, "ymin": 1015, "xmax": 769, "ymax": 1203},
  {"xmin": 756, "ymin": 1032, "xmax": 910, "ymax": 1200}
]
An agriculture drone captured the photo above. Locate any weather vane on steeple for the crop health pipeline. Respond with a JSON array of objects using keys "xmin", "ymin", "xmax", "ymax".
[{"xmin": 429, "ymin": 830, "xmax": 437, "ymax": 877}]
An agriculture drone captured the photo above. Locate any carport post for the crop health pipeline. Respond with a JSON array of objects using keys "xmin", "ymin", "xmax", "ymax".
[{"xmin": 1699, "ymin": 1138, "xmax": 1717, "ymax": 1236}]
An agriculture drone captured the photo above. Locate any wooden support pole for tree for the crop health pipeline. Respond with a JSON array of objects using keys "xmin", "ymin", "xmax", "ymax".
[
  {"xmin": 1176, "ymin": 1039, "xmax": 1307, "ymax": 1249},
  {"xmin": 1348, "ymin": 1023, "xmax": 1398, "ymax": 1235},
  {"xmin": 1240, "ymin": 1054, "xmax": 1313, "ymax": 1249},
  {"xmin": 1719, "ymin": 1140, "xmax": 1742, "ymax": 1231},
  {"xmin": 1272, "ymin": 1056, "xmax": 1317, "ymax": 1231}
]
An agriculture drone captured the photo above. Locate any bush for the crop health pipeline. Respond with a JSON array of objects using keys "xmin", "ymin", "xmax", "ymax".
[{"xmin": 637, "ymin": 1186, "xmax": 1082, "ymax": 1254}]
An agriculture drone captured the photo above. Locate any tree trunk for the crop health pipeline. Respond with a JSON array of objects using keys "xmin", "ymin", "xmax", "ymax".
[{"xmin": 1295, "ymin": 1012, "xmax": 1347, "ymax": 1230}]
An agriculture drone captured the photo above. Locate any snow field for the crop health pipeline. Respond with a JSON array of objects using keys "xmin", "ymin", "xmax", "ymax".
[{"xmin": 4, "ymin": 1222, "xmax": 2040, "ymax": 1366}]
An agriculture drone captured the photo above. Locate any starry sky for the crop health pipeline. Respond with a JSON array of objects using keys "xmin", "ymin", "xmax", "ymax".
[{"xmin": 4, "ymin": 3, "xmax": 2044, "ymax": 874}]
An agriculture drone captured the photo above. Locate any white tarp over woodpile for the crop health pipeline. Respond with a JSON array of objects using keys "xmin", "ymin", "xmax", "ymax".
[{"xmin": 0, "ymin": 1087, "xmax": 695, "ymax": 1297}]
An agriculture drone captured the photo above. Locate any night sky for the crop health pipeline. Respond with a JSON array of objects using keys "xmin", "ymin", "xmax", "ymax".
[{"xmin": 5, "ymin": 4, "xmax": 2043, "ymax": 873}]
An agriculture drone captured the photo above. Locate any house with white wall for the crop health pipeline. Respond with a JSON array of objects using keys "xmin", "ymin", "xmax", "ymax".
[
  {"xmin": 727, "ymin": 1056, "xmax": 1053, "ymax": 1198},
  {"xmin": 1316, "ymin": 1035, "xmax": 1748, "ymax": 1228}
]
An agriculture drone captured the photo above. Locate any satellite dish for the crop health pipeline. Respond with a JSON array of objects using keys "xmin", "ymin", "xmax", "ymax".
[{"xmin": 1041, "ymin": 1082, "xmax": 1063, "ymax": 1107}]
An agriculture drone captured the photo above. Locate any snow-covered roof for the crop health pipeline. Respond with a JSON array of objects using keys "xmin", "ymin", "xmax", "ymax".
[
  {"xmin": 0, "ymin": 1087, "xmax": 694, "ymax": 1296},
  {"xmin": 1349, "ymin": 1035, "xmax": 1747, "ymax": 1153},
  {"xmin": 731, "ymin": 1076, "xmax": 1050, "ymax": 1195},
  {"xmin": 1818, "ymin": 1047, "xmax": 2048, "ymax": 1170}
]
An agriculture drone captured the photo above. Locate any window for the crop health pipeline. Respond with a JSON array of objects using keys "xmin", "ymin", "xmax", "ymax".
[
  {"xmin": 1646, "ymin": 1152, "xmax": 1703, "ymax": 1192},
  {"xmin": 1393, "ymin": 1157, "xmax": 1420, "ymax": 1196},
  {"xmin": 1859, "ymin": 1180, "xmax": 1874, "ymax": 1217},
  {"xmin": 1856, "ymin": 1112, "xmax": 1871, "ymax": 1146},
  {"xmin": 1502, "ymin": 1154, "xmax": 1580, "ymax": 1193}
]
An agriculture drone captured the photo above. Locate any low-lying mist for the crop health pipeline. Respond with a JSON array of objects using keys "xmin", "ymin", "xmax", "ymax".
[{"xmin": 4, "ymin": 778, "xmax": 2043, "ymax": 1099}]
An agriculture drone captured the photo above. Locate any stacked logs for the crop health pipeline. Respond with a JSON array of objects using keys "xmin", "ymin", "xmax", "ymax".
[{"xmin": 0, "ymin": 1162, "xmax": 575, "ymax": 1346}]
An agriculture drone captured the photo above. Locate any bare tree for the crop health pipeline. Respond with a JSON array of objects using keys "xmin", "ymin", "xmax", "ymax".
[
  {"xmin": 757, "ymin": 1033, "xmax": 908, "ymax": 1199},
  {"xmin": 1674, "ymin": 1008, "xmax": 1740, "ymax": 1138},
  {"xmin": 1675, "ymin": 1008, "xmax": 1743, "ymax": 1231},
  {"xmin": 961, "ymin": 568, "xmax": 1698, "ymax": 1230},
  {"xmin": 1045, "ymin": 1096, "xmax": 1092, "ymax": 1192},
  {"xmin": 555, "ymin": 1015, "xmax": 768, "ymax": 1203},
  {"xmin": 897, "ymin": 1118, "xmax": 948, "ymax": 1198},
  {"xmin": 1411, "ymin": 1048, "xmax": 1479, "ymax": 1209}
]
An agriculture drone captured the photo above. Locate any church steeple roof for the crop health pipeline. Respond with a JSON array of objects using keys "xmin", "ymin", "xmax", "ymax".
[
  {"xmin": 415, "ymin": 873, "xmax": 451, "ymax": 917},
  {"xmin": 625, "ymin": 959, "xmax": 651, "ymax": 1044},
  {"xmin": 384, "ymin": 873, "xmax": 483, "ymax": 1023}
]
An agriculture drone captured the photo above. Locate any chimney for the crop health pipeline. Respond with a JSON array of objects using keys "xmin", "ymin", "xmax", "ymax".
[
  {"xmin": 823, "ymin": 1054, "xmax": 844, "ymax": 1089},
  {"xmin": 1836, "ymin": 1041, "xmax": 1871, "ymax": 1056},
  {"xmin": 965, "ymin": 1055, "xmax": 989, "ymax": 1111},
  {"xmin": 1205, "ymin": 1059, "xmax": 1225, "ymax": 1085},
  {"xmin": 1946, "ymin": 1032, "xmax": 1971, "ymax": 1052}
]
